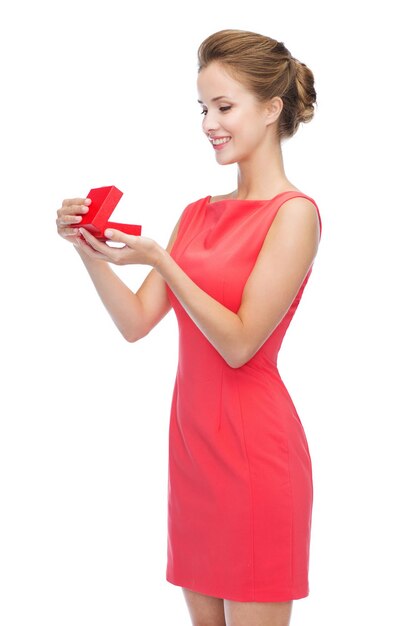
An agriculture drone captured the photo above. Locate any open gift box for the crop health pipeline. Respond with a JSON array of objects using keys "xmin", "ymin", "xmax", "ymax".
[{"xmin": 78, "ymin": 186, "xmax": 142, "ymax": 240}]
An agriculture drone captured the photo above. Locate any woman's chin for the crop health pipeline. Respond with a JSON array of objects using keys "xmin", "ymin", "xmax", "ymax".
[{"xmin": 215, "ymin": 153, "xmax": 238, "ymax": 166}]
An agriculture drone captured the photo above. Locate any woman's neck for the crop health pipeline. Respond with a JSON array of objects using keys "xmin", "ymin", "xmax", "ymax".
[{"xmin": 234, "ymin": 141, "xmax": 295, "ymax": 200}]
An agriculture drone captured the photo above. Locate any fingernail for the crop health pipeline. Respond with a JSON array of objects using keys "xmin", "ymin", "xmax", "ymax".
[
  {"xmin": 85, "ymin": 198, "xmax": 92, "ymax": 204},
  {"xmin": 81, "ymin": 206, "xmax": 89, "ymax": 213},
  {"xmin": 105, "ymin": 229, "xmax": 113, "ymax": 239}
]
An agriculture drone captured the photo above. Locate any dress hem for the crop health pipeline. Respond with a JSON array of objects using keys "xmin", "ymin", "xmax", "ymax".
[{"xmin": 166, "ymin": 574, "xmax": 309, "ymax": 603}]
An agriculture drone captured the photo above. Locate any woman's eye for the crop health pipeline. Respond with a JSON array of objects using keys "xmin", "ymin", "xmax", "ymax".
[{"xmin": 200, "ymin": 106, "xmax": 232, "ymax": 116}]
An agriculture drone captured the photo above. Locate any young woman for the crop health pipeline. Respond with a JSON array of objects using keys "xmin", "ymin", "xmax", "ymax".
[{"xmin": 56, "ymin": 29, "xmax": 322, "ymax": 626}]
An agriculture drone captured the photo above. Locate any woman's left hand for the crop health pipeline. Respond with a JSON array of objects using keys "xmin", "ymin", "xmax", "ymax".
[{"xmin": 76, "ymin": 227, "xmax": 162, "ymax": 267}]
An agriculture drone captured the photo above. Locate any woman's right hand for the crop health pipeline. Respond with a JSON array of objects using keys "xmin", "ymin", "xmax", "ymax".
[{"xmin": 56, "ymin": 197, "xmax": 92, "ymax": 245}]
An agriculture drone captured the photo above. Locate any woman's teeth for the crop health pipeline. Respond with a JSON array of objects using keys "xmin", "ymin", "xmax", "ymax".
[{"xmin": 212, "ymin": 137, "xmax": 231, "ymax": 145}]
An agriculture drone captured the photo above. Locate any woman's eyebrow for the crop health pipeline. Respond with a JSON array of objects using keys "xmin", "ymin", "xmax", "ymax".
[{"xmin": 197, "ymin": 96, "xmax": 231, "ymax": 104}]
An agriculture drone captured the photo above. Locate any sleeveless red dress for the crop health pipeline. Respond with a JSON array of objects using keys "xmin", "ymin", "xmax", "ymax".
[{"xmin": 165, "ymin": 191, "xmax": 322, "ymax": 602}]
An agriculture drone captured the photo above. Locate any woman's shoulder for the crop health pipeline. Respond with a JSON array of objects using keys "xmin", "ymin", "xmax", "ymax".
[{"xmin": 208, "ymin": 192, "xmax": 236, "ymax": 204}]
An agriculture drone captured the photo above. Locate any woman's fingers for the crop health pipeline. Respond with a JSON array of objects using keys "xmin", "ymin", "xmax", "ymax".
[
  {"xmin": 60, "ymin": 226, "xmax": 80, "ymax": 237},
  {"xmin": 62, "ymin": 197, "xmax": 91, "ymax": 210},
  {"xmin": 57, "ymin": 198, "xmax": 90, "ymax": 219},
  {"xmin": 57, "ymin": 197, "xmax": 91, "ymax": 238},
  {"xmin": 56, "ymin": 214, "xmax": 83, "ymax": 227},
  {"xmin": 76, "ymin": 234, "xmax": 109, "ymax": 260},
  {"xmin": 79, "ymin": 228, "xmax": 112, "ymax": 254},
  {"xmin": 79, "ymin": 228, "xmax": 126, "ymax": 263}
]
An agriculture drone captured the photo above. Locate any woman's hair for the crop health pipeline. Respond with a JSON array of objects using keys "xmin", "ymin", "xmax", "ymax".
[{"xmin": 197, "ymin": 29, "xmax": 317, "ymax": 140}]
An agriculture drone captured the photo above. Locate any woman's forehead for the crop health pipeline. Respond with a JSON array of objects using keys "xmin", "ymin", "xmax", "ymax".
[{"xmin": 197, "ymin": 63, "xmax": 249, "ymax": 101}]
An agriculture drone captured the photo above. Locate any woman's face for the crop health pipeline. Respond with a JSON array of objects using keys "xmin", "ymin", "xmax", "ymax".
[{"xmin": 197, "ymin": 61, "xmax": 276, "ymax": 165}]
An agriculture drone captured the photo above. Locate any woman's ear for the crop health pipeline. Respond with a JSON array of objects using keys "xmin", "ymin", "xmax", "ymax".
[{"xmin": 265, "ymin": 96, "xmax": 283, "ymax": 126}]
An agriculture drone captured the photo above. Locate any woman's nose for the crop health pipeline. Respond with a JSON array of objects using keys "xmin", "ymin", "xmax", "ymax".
[{"xmin": 202, "ymin": 110, "xmax": 220, "ymax": 134}]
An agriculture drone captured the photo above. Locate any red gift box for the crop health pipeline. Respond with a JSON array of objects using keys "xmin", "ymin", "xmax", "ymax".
[{"xmin": 79, "ymin": 186, "xmax": 142, "ymax": 240}]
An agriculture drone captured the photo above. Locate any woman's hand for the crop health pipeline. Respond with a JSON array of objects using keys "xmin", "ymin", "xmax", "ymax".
[
  {"xmin": 56, "ymin": 197, "xmax": 91, "ymax": 244},
  {"xmin": 76, "ymin": 227, "xmax": 163, "ymax": 268}
]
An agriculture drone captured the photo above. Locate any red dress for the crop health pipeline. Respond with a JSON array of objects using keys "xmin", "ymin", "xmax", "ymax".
[{"xmin": 165, "ymin": 191, "xmax": 322, "ymax": 602}]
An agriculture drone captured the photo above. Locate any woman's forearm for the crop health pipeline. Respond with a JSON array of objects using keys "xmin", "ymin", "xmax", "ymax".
[
  {"xmin": 76, "ymin": 248, "xmax": 146, "ymax": 342},
  {"xmin": 154, "ymin": 247, "xmax": 245, "ymax": 367}
]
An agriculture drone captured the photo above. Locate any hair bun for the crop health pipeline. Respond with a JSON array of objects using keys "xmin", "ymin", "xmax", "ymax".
[{"xmin": 292, "ymin": 58, "xmax": 316, "ymax": 125}]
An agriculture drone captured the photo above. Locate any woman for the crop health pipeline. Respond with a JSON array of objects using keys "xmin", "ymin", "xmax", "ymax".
[{"xmin": 56, "ymin": 29, "xmax": 322, "ymax": 626}]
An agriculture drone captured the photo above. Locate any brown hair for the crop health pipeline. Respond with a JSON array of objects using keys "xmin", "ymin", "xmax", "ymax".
[{"xmin": 197, "ymin": 29, "xmax": 317, "ymax": 140}]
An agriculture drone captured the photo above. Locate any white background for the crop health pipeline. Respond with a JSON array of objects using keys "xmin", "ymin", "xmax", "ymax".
[{"xmin": 1, "ymin": 1, "xmax": 416, "ymax": 624}]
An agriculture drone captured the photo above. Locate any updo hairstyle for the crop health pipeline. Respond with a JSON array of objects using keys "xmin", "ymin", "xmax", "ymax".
[{"xmin": 197, "ymin": 29, "xmax": 317, "ymax": 140}]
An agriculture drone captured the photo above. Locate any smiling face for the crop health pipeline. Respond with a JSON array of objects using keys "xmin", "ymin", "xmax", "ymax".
[{"xmin": 197, "ymin": 61, "xmax": 281, "ymax": 165}]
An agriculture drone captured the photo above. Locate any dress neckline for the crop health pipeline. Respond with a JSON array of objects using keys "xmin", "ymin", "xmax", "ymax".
[{"xmin": 207, "ymin": 190, "xmax": 303, "ymax": 205}]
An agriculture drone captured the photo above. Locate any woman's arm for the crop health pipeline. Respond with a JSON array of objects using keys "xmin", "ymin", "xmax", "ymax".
[
  {"xmin": 57, "ymin": 195, "xmax": 181, "ymax": 341},
  {"xmin": 153, "ymin": 197, "xmax": 320, "ymax": 367},
  {"xmin": 76, "ymin": 215, "xmax": 181, "ymax": 341}
]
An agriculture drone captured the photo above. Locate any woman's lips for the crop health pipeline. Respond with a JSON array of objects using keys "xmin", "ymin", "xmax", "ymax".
[{"xmin": 211, "ymin": 137, "xmax": 231, "ymax": 151}]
